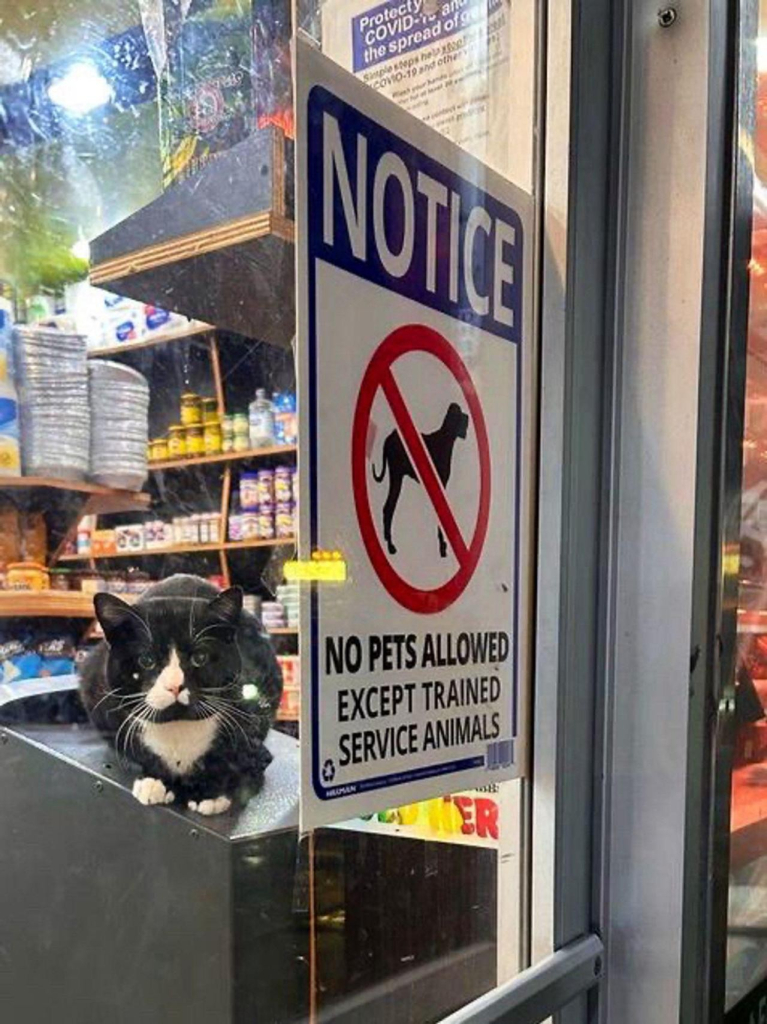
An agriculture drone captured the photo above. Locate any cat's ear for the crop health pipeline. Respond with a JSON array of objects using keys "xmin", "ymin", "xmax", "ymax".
[
  {"xmin": 94, "ymin": 593, "xmax": 148, "ymax": 644},
  {"xmin": 205, "ymin": 587, "xmax": 243, "ymax": 629}
]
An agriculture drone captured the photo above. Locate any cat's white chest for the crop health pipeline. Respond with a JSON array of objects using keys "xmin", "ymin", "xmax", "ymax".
[{"xmin": 140, "ymin": 717, "xmax": 219, "ymax": 775}]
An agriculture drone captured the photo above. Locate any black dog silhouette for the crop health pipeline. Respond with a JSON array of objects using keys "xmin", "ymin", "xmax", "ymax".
[{"xmin": 372, "ymin": 402, "xmax": 469, "ymax": 557}]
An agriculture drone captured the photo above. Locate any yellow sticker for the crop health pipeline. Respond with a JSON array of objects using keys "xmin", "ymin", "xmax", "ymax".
[{"xmin": 284, "ymin": 558, "xmax": 347, "ymax": 582}]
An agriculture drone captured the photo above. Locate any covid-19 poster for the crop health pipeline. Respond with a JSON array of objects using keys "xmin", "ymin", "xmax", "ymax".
[{"xmin": 322, "ymin": 0, "xmax": 512, "ymax": 176}]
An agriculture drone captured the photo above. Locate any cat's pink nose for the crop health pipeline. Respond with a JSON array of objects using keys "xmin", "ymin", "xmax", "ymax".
[{"xmin": 165, "ymin": 680, "xmax": 181, "ymax": 696}]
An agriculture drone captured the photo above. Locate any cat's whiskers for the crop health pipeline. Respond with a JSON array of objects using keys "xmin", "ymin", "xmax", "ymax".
[
  {"xmin": 123, "ymin": 703, "xmax": 157, "ymax": 758},
  {"xmin": 201, "ymin": 695, "xmax": 254, "ymax": 748},
  {"xmin": 114, "ymin": 700, "xmax": 153, "ymax": 761},
  {"xmin": 199, "ymin": 697, "xmax": 250, "ymax": 749},
  {"xmin": 90, "ymin": 687, "xmax": 125, "ymax": 713},
  {"xmin": 113, "ymin": 692, "xmax": 146, "ymax": 710},
  {"xmin": 197, "ymin": 698, "xmax": 238, "ymax": 747}
]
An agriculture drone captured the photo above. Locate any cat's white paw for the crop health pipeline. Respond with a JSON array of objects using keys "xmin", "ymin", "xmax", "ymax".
[
  {"xmin": 133, "ymin": 777, "xmax": 175, "ymax": 806},
  {"xmin": 188, "ymin": 796, "xmax": 231, "ymax": 816}
]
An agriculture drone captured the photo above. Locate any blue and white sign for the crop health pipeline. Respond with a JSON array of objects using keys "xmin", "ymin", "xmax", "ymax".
[{"xmin": 296, "ymin": 41, "xmax": 534, "ymax": 830}]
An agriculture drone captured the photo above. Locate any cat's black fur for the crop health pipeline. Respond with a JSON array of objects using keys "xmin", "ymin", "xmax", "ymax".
[{"xmin": 79, "ymin": 574, "xmax": 283, "ymax": 808}]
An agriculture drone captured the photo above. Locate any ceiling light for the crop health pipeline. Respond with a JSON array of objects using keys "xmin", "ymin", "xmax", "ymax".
[
  {"xmin": 48, "ymin": 63, "xmax": 113, "ymax": 116},
  {"xmin": 71, "ymin": 237, "xmax": 90, "ymax": 261}
]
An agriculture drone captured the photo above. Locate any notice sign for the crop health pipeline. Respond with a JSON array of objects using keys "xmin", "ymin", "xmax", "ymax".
[{"xmin": 296, "ymin": 42, "xmax": 533, "ymax": 829}]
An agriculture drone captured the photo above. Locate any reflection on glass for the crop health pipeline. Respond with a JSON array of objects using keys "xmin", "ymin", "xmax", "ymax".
[
  {"xmin": 727, "ymin": 8, "xmax": 767, "ymax": 1009},
  {"xmin": 0, "ymin": 0, "xmax": 527, "ymax": 1020}
]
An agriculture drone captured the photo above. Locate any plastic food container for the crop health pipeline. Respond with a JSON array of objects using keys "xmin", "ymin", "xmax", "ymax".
[
  {"xmin": 240, "ymin": 472, "xmax": 259, "ymax": 511},
  {"xmin": 258, "ymin": 506, "xmax": 275, "ymax": 540},
  {"xmin": 242, "ymin": 512, "xmax": 259, "ymax": 540},
  {"xmin": 275, "ymin": 502, "xmax": 293, "ymax": 538},
  {"xmin": 257, "ymin": 469, "xmax": 275, "ymax": 506},
  {"xmin": 7, "ymin": 562, "xmax": 50, "ymax": 591},
  {"xmin": 275, "ymin": 466, "xmax": 292, "ymax": 503}
]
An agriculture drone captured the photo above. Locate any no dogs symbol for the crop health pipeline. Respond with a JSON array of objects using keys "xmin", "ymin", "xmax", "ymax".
[{"xmin": 351, "ymin": 324, "xmax": 491, "ymax": 614}]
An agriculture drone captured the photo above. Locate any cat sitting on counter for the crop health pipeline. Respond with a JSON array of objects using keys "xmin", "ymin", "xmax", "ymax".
[{"xmin": 80, "ymin": 575, "xmax": 283, "ymax": 816}]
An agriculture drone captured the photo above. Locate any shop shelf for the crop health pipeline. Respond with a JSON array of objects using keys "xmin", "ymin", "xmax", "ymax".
[
  {"xmin": 86, "ymin": 321, "xmax": 214, "ymax": 359},
  {"xmin": 275, "ymin": 709, "xmax": 299, "ymax": 722},
  {"xmin": 58, "ymin": 537, "xmax": 297, "ymax": 562},
  {"xmin": 89, "ymin": 126, "xmax": 294, "ymax": 347},
  {"xmin": 149, "ymin": 444, "xmax": 297, "ymax": 472},
  {"xmin": 0, "ymin": 591, "xmax": 95, "ymax": 618},
  {"xmin": 269, "ymin": 627, "xmax": 298, "ymax": 636},
  {"xmin": 0, "ymin": 477, "xmax": 150, "ymax": 514}
]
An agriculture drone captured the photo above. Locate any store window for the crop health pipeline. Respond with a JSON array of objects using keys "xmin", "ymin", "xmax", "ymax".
[
  {"xmin": 0, "ymin": 1, "xmax": 539, "ymax": 1021},
  {"xmin": 726, "ymin": 2, "xmax": 767, "ymax": 1013}
]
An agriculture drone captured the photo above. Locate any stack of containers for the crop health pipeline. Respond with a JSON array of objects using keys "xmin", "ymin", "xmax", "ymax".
[
  {"xmin": 88, "ymin": 361, "xmax": 150, "ymax": 490},
  {"xmin": 276, "ymin": 582, "xmax": 299, "ymax": 628},
  {"xmin": 14, "ymin": 326, "xmax": 90, "ymax": 480}
]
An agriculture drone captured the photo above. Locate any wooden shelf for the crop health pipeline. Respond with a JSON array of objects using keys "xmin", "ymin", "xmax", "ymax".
[
  {"xmin": 87, "ymin": 321, "xmax": 213, "ymax": 359},
  {"xmin": 0, "ymin": 476, "xmax": 146, "ymax": 498},
  {"xmin": 58, "ymin": 537, "xmax": 297, "ymax": 562},
  {"xmin": 0, "ymin": 477, "xmax": 150, "ymax": 514},
  {"xmin": 0, "ymin": 591, "xmax": 95, "ymax": 618},
  {"xmin": 89, "ymin": 126, "xmax": 295, "ymax": 348},
  {"xmin": 269, "ymin": 627, "xmax": 298, "ymax": 636},
  {"xmin": 150, "ymin": 444, "xmax": 296, "ymax": 472}
]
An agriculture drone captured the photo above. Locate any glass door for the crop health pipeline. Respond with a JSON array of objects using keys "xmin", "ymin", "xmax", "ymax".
[{"xmin": 0, "ymin": 1, "xmax": 610, "ymax": 1022}]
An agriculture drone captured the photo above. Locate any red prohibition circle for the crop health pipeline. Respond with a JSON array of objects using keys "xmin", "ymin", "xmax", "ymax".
[{"xmin": 351, "ymin": 324, "xmax": 491, "ymax": 614}]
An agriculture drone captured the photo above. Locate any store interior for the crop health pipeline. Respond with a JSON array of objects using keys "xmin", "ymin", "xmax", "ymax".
[{"xmin": 0, "ymin": 1, "xmax": 507, "ymax": 1020}]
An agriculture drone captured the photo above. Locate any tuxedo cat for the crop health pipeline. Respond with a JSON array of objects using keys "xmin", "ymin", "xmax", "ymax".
[{"xmin": 80, "ymin": 575, "xmax": 283, "ymax": 816}]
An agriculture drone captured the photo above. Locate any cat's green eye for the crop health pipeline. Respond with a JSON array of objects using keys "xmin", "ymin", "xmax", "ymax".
[
  {"xmin": 191, "ymin": 650, "xmax": 208, "ymax": 668},
  {"xmin": 138, "ymin": 653, "xmax": 156, "ymax": 671}
]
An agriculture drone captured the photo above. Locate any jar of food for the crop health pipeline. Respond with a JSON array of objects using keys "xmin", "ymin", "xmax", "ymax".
[
  {"xmin": 110, "ymin": 575, "xmax": 129, "ymax": 595},
  {"xmin": 180, "ymin": 393, "xmax": 202, "ymax": 426},
  {"xmin": 233, "ymin": 413, "xmax": 249, "ymax": 439},
  {"xmin": 222, "ymin": 414, "xmax": 234, "ymax": 453},
  {"xmin": 209, "ymin": 514, "xmax": 221, "ymax": 544},
  {"xmin": 199, "ymin": 515, "xmax": 210, "ymax": 544},
  {"xmin": 7, "ymin": 562, "xmax": 49, "ymax": 591},
  {"xmin": 274, "ymin": 466, "xmax": 292, "ymax": 503},
  {"xmin": 126, "ymin": 570, "xmax": 151, "ymax": 595},
  {"xmin": 186, "ymin": 425, "xmax": 204, "ymax": 457},
  {"xmin": 49, "ymin": 569, "xmax": 71, "ymax": 592},
  {"xmin": 187, "ymin": 516, "xmax": 201, "ymax": 546},
  {"xmin": 204, "ymin": 419, "xmax": 222, "ymax": 456},
  {"xmin": 202, "ymin": 397, "xmax": 219, "ymax": 424},
  {"xmin": 149, "ymin": 438, "xmax": 169, "ymax": 462},
  {"xmin": 233, "ymin": 433, "xmax": 250, "ymax": 453},
  {"xmin": 168, "ymin": 425, "xmax": 187, "ymax": 459}
]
